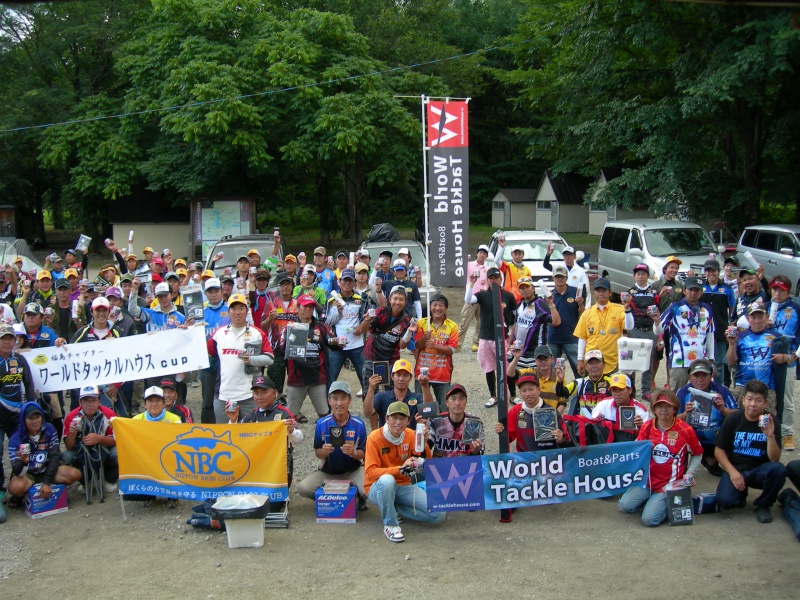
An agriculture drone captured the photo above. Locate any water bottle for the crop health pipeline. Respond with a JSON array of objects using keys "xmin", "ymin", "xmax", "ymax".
[{"xmin": 414, "ymin": 422, "xmax": 425, "ymax": 454}]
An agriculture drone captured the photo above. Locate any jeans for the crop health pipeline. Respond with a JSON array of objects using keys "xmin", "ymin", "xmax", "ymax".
[
  {"xmin": 782, "ymin": 365, "xmax": 796, "ymax": 439},
  {"xmin": 367, "ymin": 474, "xmax": 445, "ymax": 527},
  {"xmin": 548, "ymin": 342, "xmax": 579, "ymax": 380},
  {"xmin": 712, "ymin": 340, "xmax": 727, "ymax": 385},
  {"xmin": 618, "ymin": 485, "xmax": 667, "ymax": 527},
  {"xmin": 716, "ymin": 462, "xmax": 787, "ymax": 509},
  {"xmin": 199, "ymin": 366, "xmax": 219, "ymax": 424},
  {"xmin": 327, "ymin": 345, "xmax": 366, "ymax": 393}
]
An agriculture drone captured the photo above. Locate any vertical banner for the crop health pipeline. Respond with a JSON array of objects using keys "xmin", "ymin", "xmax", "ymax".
[{"xmin": 427, "ymin": 100, "xmax": 469, "ymax": 287}]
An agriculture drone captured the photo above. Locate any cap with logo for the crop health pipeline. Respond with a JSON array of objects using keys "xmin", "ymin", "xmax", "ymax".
[
  {"xmin": 392, "ymin": 359, "xmax": 413, "ymax": 374},
  {"xmin": 251, "ymin": 374, "xmax": 276, "ymax": 390},
  {"xmin": 392, "ymin": 259, "xmax": 407, "ymax": 271},
  {"xmin": 65, "ymin": 249, "xmax": 77, "ymax": 256},
  {"xmin": 143, "ymin": 247, "xmax": 154, "ymax": 254},
  {"xmin": 357, "ymin": 249, "xmax": 370, "ymax": 258},
  {"xmin": 683, "ymin": 277, "xmax": 703, "ymax": 290},
  {"xmin": 593, "ymin": 278, "xmax": 610, "ymax": 290},
  {"xmin": 663, "ymin": 256, "xmax": 682, "ymax": 267},
  {"xmin": 486, "ymin": 267, "xmax": 501, "ymax": 278},
  {"xmin": 688, "ymin": 358, "xmax": 714, "ymax": 375},
  {"xmin": 336, "ymin": 251, "xmax": 347, "ymax": 259},
  {"xmin": 747, "ymin": 302, "xmax": 767, "ymax": 315},
  {"xmin": 398, "ymin": 247, "xmax": 410, "ymax": 256},
  {"xmin": 354, "ymin": 263, "xmax": 369, "ymax": 273},
  {"xmin": 446, "ymin": 383, "xmax": 467, "ymax": 398},
  {"xmin": 65, "ymin": 268, "xmax": 79, "ymax": 278},
  {"xmin": 585, "ymin": 349, "xmax": 604, "ymax": 362},
  {"xmin": 79, "ymin": 385, "xmax": 100, "ymax": 398},
  {"xmin": 389, "ymin": 284, "xmax": 407, "ymax": 297},
  {"xmin": 24, "ymin": 303, "xmax": 43, "ymax": 315},
  {"xmin": 329, "ymin": 381, "xmax": 352, "ymax": 396},
  {"xmin": 386, "ymin": 401, "xmax": 410, "ymax": 417},
  {"xmin": 284, "ymin": 254, "xmax": 297, "ymax": 264},
  {"xmin": 477, "ymin": 244, "xmax": 490, "ymax": 254},
  {"xmin": 144, "ymin": 386, "xmax": 164, "ymax": 399},
  {"xmin": 201, "ymin": 269, "xmax": 214, "ymax": 278},
  {"xmin": 37, "ymin": 270, "xmax": 51, "ymax": 281},
  {"xmin": 510, "ymin": 245, "xmax": 525, "ymax": 254},
  {"xmin": 175, "ymin": 268, "xmax": 187, "ymax": 277},
  {"xmin": 296, "ymin": 294, "xmax": 316, "ymax": 306},
  {"xmin": 104, "ymin": 286, "xmax": 122, "ymax": 298},
  {"xmin": 120, "ymin": 273, "xmax": 135, "ymax": 283},
  {"xmin": 562, "ymin": 246, "xmax": 575, "ymax": 254},
  {"xmin": 553, "ymin": 265, "xmax": 568, "ymax": 277},
  {"xmin": 227, "ymin": 293, "xmax": 247, "ymax": 307},
  {"xmin": 55, "ymin": 278, "xmax": 71, "ymax": 289},
  {"xmin": 205, "ymin": 277, "xmax": 221, "ymax": 290},
  {"xmin": 275, "ymin": 273, "xmax": 293, "ymax": 286},
  {"xmin": 247, "ymin": 248, "xmax": 261, "ymax": 257},
  {"xmin": 126, "ymin": 254, "xmax": 138, "ymax": 262},
  {"xmin": 517, "ymin": 372, "xmax": 540, "ymax": 387},
  {"xmin": 160, "ymin": 377, "xmax": 177, "ymax": 390},
  {"xmin": 632, "ymin": 263, "xmax": 650, "ymax": 274},
  {"xmin": 769, "ymin": 278, "xmax": 790, "ymax": 292},
  {"xmin": 92, "ymin": 297, "xmax": 110, "ymax": 310},
  {"xmin": 517, "ymin": 276, "xmax": 533, "ymax": 287},
  {"xmin": 340, "ymin": 269, "xmax": 356, "ymax": 280},
  {"xmin": 0, "ymin": 324, "xmax": 15, "ymax": 338},
  {"xmin": 609, "ymin": 373, "xmax": 631, "ymax": 389},
  {"xmin": 724, "ymin": 255, "xmax": 739, "ymax": 266},
  {"xmin": 651, "ymin": 392, "xmax": 680, "ymax": 410},
  {"xmin": 154, "ymin": 282, "xmax": 170, "ymax": 295},
  {"xmin": 703, "ymin": 259, "xmax": 720, "ymax": 271},
  {"xmin": 314, "ymin": 246, "xmax": 326, "ymax": 256}
]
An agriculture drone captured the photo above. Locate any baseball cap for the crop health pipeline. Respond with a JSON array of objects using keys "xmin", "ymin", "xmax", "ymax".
[
  {"xmin": 389, "ymin": 285, "xmax": 407, "ymax": 297},
  {"xmin": 152, "ymin": 257, "xmax": 164, "ymax": 266},
  {"xmin": 219, "ymin": 273, "xmax": 234, "ymax": 283},
  {"xmin": 0, "ymin": 324, "xmax": 15, "ymax": 338},
  {"xmin": 52, "ymin": 255, "xmax": 64, "ymax": 263},
  {"xmin": 398, "ymin": 247, "xmax": 410, "ymax": 256},
  {"xmin": 357, "ymin": 249, "xmax": 370, "ymax": 258},
  {"xmin": 296, "ymin": 294, "xmax": 316, "ymax": 306},
  {"xmin": 126, "ymin": 253, "xmax": 138, "ymax": 262},
  {"xmin": 175, "ymin": 268, "xmax": 187, "ymax": 277},
  {"xmin": 174, "ymin": 258, "xmax": 187, "ymax": 267},
  {"xmin": 227, "ymin": 293, "xmax": 247, "ymax": 307},
  {"xmin": 392, "ymin": 259, "xmax": 407, "ymax": 270},
  {"xmin": 517, "ymin": 276, "xmax": 533, "ymax": 287},
  {"xmin": 91, "ymin": 297, "xmax": 110, "ymax": 310},
  {"xmin": 65, "ymin": 248, "xmax": 77, "ymax": 256},
  {"xmin": 585, "ymin": 349, "xmax": 604, "ymax": 362},
  {"xmin": 154, "ymin": 282, "xmax": 170, "ymax": 295},
  {"xmin": 204, "ymin": 277, "xmax": 221, "ymax": 290},
  {"xmin": 37, "ymin": 270, "xmax": 51, "ymax": 281},
  {"xmin": 510, "ymin": 245, "xmax": 525, "ymax": 254},
  {"xmin": 275, "ymin": 273, "xmax": 293, "ymax": 285},
  {"xmin": 769, "ymin": 278, "xmax": 790, "ymax": 291},
  {"xmin": 236, "ymin": 254, "xmax": 250, "ymax": 263},
  {"xmin": 143, "ymin": 246, "xmax": 154, "ymax": 254},
  {"xmin": 430, "ymin": 293, "xmax": 449, "ymax": 308},
  {"xmin": 164, "ymin": 270, "xmax": 179, "ymax": 281},
  {"xmin": 378, "ymin": 250, "xmax": 393, "ymax": 258},
  {"xmin": 79, "ymin": 385, "xmax": 100, "ymax": 398},
  {"xmin": 563, "ymin": 246, "xmax": 575, "ymax": 254},
  {"xmin": 340, "ymin": 269, "xmax": 356, "ymax": 280},
  {"xmin": 747, "ymin": 302, "xmax": 767, "ymax": 315},
  {"xmin": 255, "ymin": 268, "xmax": 270, "ymax": 280},
  {"xmin": 24, "ymin": 303, "xmax": 43, "ymax": 315},
  {"xmin": 724, "ymin": 256, "xmax": 739, "ymax": 266},
  {"xmin": 160, "ymin": 377, "xmax": 177, "ymax": 390},
  {"xmin": 201, "ymin": 269, "xmax": 214, "ymax": 278},
  {"xmin": 476, "ymin": 244, "xmax": 490, "ymax": 254},
  {"xmin": 251, "ymin": 374, "xmax": 277, "ymax": 390},
  {"xmin": 55, "ymin": 278, "xmax": 71, "ymax": 289},
  {"xmin": 446, "ymin": 383, "xmax": 467, "ymax": 398},
  {"xmin": 517, "ymin": 372, "xmax": 540, "ymax": 387},
  {"xmin": 12, "ymin": 323, "xmax": 25, "ymax": 336},
  {"xmin": 487, "ymin": 267, "xmax": 502, "ymax": 278},
  {"xmin": 247, "ymin": 248, "xmax": 260, "ymax": 257},
  {"xmin": 65, "ymin": 268, "xmax": 79, "ymax": 278},
  {"xmin": 663, "ymin": 256, "xmax": 682, "ymax": 267},
  {"xmin": 688, "ymin": 358, "xmax": 714, "ymax": 375},
  {"xmin": 386, "ymin": 401, "xmax": 410, "ymax": 418},
  {"xmin": 284, "ymin": 254, "xmax": 297, "ymax": 263},
  {"xmin": 144, "ymin": 386, "xmax": 164, "ymax": 400},
  {"xmin": 336, "ymin": 251, "xmax": 347, "ymax": 259},
  {"xmin": 24, "ymin": 403, "xmax": 44, "ymax": 418},
  {"xmin": 632, "ymin": 263, "xmax": 650, "ymax": 274},
  {"xmin": 313, "ymin": 246, "xmax": 326, "ymax": 256},
  {"xmin": 703, "ymin": 259, "xmax": 721, "ymax": 271},
  {"xmin": 303, "ymin": 264, "xmax": 316, "ymax": 274},
  {"xmin": 329, "ymin": 381, "xmax": 352, "ymax": 396},
  {"xmin": 13, "ymin": 256, "xmax": 23, "ymax": 263},
  {"xmin": 593, "ymin": 277, "xmax": 610, "ymax": 290},
  {"xmin": 392, "ymin": 358, "xmax": 413, "ymax": 374},
  {"xmin": 104, "ymin": 286, "xmax": 122, "ymax": 299},
  {"xmin": 553, "ymin": 265, "xmax": 568, "ymax": 277},
  {"xmin": 534, "ymin": 345, "xmax": 553, "ymax": 358},
  {"xmin": 120, "ymin": 273, "xmax": 135, "ymax": 283},
  {"xmin": 683, "ymin": 277, "xmax": 703, "ymax": 290},
  {"xmin": 651, "ymin": 392, "xmax": 679, "ymax": 410},
  {"xmin": 609, "ymin": 373, "xmax": 631, "ymax": 389},
  {"xmin": 354, "ymin": 263, "xmax": 369, "ymax": 273}
]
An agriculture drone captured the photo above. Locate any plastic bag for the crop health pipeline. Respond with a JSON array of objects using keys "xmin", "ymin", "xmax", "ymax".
[{"xmin": 209, "ymin": 494, "xmax": 271, "ymax": 520}]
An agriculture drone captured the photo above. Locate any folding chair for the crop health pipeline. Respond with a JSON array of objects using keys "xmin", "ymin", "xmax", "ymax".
[{"xmin": 79, "ymin": 442, "xmax": 107, "ymax": 505}]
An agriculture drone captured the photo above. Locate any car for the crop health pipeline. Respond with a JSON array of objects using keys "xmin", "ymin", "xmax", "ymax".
[
  {"xmin": 597, "ymin": 219, "xmax": 722, "ymax": 294},
  {"xmin": 487, "ymin": 229, "xmax": 582, "ymax": 293},
  {"xmin": 737, "ymin": 224, "xmax": 800, "ymax": 296},
  {"xmin": 357, "ymin": 239, "xmax": 441, "ymax": 306},
  {"xmin": 204, "ymin": 234, "xmax": 287, "ymax": 274}
]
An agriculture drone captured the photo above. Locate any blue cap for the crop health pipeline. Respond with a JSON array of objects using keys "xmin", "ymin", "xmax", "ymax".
[
  {"xmin": 593, "ymin": 277, "xmax": 610, "ymax": 290},
  {"xmin": 340, "ymin": 269, "xmax": 356, "ymax": 280}
]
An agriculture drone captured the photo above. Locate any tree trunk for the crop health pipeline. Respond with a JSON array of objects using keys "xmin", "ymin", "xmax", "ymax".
[
  {"xmin": 736, "ymin": 99, "xmax": 762, "ymax": 226},
  {"xmin": 317, "ymin": 174, "xmax": 332, "ymax": 246},
  {"xmin": 342, "ymin": 163, "xmax": 364, "ymax": 246}
]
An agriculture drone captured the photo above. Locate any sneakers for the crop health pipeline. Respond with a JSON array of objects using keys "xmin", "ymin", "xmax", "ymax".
[
  {"xmin": 77, "ymin": 484, "xmax": 86, "ymax": 493},
  {"xmin": 511, "ymin": 397, "xmax": 522, "ymax": 405},
  {"xmin": 383, "ymin": 525, "xmax": 405, "ymax": 543},
  {"xmin": 783, "ymin": 435, "xmax": 795, "ymax": 451},
  {"xmin": 756, "ymin": 506, "xmax": 773, "ymax": 523},
  {"xmin": 357, "ymin": 493, "xmax": 369, "ymax": 512},
  {"xmin": 471, "ymin": 344, "xmax": 479, "ymax": 352},
  {"xmin": 356, "ymin": 389, "xmax": 363, "ymax": 398},
  {"xmin": 104, "ymin": 482, "xmax": 118, "ymax": 493},
  {"xmin": 484, "ymin": 397, "xmax": 497, "ymax": 408}
]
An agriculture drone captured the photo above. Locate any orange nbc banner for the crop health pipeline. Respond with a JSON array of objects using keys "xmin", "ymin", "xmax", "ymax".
[{"xmin": 114, "ymin": 419, "xmax": 288, "ymax": 502}]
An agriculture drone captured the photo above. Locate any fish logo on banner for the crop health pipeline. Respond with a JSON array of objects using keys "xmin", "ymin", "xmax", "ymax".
[{"xmin": 160, "ymin": 427, "xmax": 251, "ymax": 488}]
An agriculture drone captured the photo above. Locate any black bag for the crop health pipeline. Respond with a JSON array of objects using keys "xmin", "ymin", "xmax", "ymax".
[{"xmin": 365, "ymin": 223, "xmax": 400, "ymax": 243}]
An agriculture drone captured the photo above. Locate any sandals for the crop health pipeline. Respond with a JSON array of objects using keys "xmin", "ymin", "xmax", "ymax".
[{"xmin": 295, "ymin": 413, "xmax": 309, "ymax": 424}]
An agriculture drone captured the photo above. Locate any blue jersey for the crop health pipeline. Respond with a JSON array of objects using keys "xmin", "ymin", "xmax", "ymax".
[
  {"xmin": 677, "ymin": 381, "xmax": 737, "ymax": 445},
  {"xmin": 735, "ymin": 328, "xmax": 777, "ymax": 389},
  {"xmin": 139, "ymin": 306, "xmax": 186, "ymax": 332},
  {"xmin": 203, "ymin": 302, "xmax": 231, "ymax": 340},
  {"xmin": 313, "ymin": 413, "xmax": 367, "ymax": 475},
  {"xmin": 314, "ymin": 269, "xmax": 339, "ymax": 296},
  {"xmin": 27, "ymin": 325, "xmax": 58, "ymax": 348},
  {"xmin": 770, "ymin": 299, "xmax": 799, "ymax": 347}
]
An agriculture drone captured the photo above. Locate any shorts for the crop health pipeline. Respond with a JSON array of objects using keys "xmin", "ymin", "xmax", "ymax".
[{"xmin": 24, "ymin": 472, "xmax": 47, "ymax": 484}]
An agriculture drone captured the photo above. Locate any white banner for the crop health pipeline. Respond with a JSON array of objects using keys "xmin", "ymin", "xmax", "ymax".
[{"xmin": 26, "ymin": 326, "xmax": 210, "ymax": 393}]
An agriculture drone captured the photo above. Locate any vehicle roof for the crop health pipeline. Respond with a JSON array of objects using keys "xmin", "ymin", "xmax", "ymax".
[
  {"xmin": 360, "ymin": 239, "xmax": 424, "ymax": 249},
  {"xmin": 742, "ymin": 224, "xmax": 800, "ymax": 233},
  {"xmin": 604, "ymin": 219, "xmax": 704, "ymax": 229},
  {"xmin": 492, "ymin": 229, "xmax": 563, "ymax": 239},
  {"xmin": 214, "ymin": 234, "xmax": 276, "ymax": 243}
]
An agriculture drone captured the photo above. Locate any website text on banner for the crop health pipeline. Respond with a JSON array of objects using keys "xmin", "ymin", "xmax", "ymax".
[
  {"xmin": 424, "ymin": 441, "xmax": 651, "ymax": 512},
  {"xmin": 114, "ymin": 419, "xmax": 288, "ymax": 502},
  {"xmin": 27, "ymin": 326, "xmax": 210, "ymax": 393}
]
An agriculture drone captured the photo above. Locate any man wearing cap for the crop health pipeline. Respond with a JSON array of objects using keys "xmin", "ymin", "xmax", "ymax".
[
  {"xmin": 650, "ymin": 256, "xmax": 685, "ymax": 384},
  {"xmin": 103, "ymin": 287, "xmax": 136, "ymax": 337},
  {"xmin": 311, "ymin": 246, "xmax": 339, "ymax": 296},
  {"xmin": 369, "ymin": 250, "xmax": 395, "ymax": 287},
  {"xmin": 727, "ymin": 301, "xmax": 781, "ymax": 414},
  {"xmin": 575, "ymin": 278, "xmax": 633, "ymax": 377},
  {"xmin": 494, "ymin": 236, "xmax": 531, "ymax": 302},
  {"xmin": 459, "ymin": 244, "xmax": 491, "ymax": 352},
  {"xmin": 280, "ymin": 293, "xmax": 334, "ymax": 423},
  {"xmin": 548, "ymin": 264, "xmax": 584, "ymax": 378},
  {"xmin": 249, "ymin": 268, "xmax": 273, "ymax": 326},
  {"xmin": 677, "ymin": 358, "xmax": 738, "ymax": 476},
  {"xmin": 297, "ymin": 381, "xmax": 368, "ymax": 506},
  {"xmin": 260, "ymin": 273, "xmax": 299, "ymax": 397},
  {"xmin": 160, "ymin": 377, "xmax": 194, "ymax": 423},
  {"xmin": 43, "ymin": 253, "xmax": 66, "ymax": 281},
  {"xmin": 364, "ymin": 401, "xmax": 443, "ymax": 543},
  {"xmin": 557, "ymin": 349, "xmax": 613, "ymax": 422},
  {"xmin": 618, "ymin": 390, "xmax": 703, "ymax": 527},
  {"xmin": 293, "ymin": 265, "xmax": 327, "ymax": 311},
  {"xmin": 413, "ymin": 294, "xmax": 458, "ymax": 409},
  {"xmin": 494, "ymin": 372, "xmax": 571, "ymax": 452},
  {"xmin": 16, "ymin": 270, "xmax": 54, "ymax": 318},
  {"xmin": 0, "ymin": 265, "xmax": 18, "ymax": 307},
  {"xmin": 766, "ymin": 275, "xmax": 799, "ymax": 450},
  {"xmin": 280, "ymin": 254, "xmax": 300, "ymax": 285},
  {"xmin": 515, "ymin": 346, "xmax": 568, "ymax": 412},
  {"xmin": 509, "ymin": 276, "xmax": 560, "ymax": 384},
  {"xmin": 21, "ymin": 302, "xmax": 59, "ymax": 349},
  {"xmin": 64, "ymin": 247, "xmax": 88, "ymax": 274},
  {"xmin": 592, "ymin": 374, "xmax": 649, "ymax": 441},
  {"xmin": 4, "ymin": 402, "xmax": 81, "ymax": 519},
  {"xmin": 655, "ymin": 277, "xmax": 715, "ymax": 391},
  {"xmin": 714, "ymin": 379, "xmax": 787, "ymax": 523},
  {"xmin": 464, "ymin": 266, "xmax": 517, "ymax": 407},
  {"xmin": 151, "ymin": 271, "xmax": 184, "ymax": 314},
  {"xmin": 326, "ymin": 268, "xmax": 367, "ymax": 393},
  {"xmin": 245, "ymin": 248, "xmax": 261, "ymax": 269},
  {"xmin": 62, "ymin": 385, "xmax": 119, "ymax": 493},
  {"xmin": 333, "ymin": 250, "xmax": 349, "ymax": 279},
  {"xmin": 355, "ymin": 285, "xmax": 413, "ymax": 395},
  {"xmin": 701, "ymin": 259, "xmax": 736, "ymax": 385},
  {"xmin": 544, "ymin": 244, "xmax": 590, "ymax": 304},
  {"xmin": 427, "ymin": 383, "xmax": 485, "ymax": 457},
  {"xmin": 0, "ymin": 323, "xmax": 37, "ymax": 513},
  {"xmin": 356, "ymin": 248, "xmax": 372, "ymax": 273},
  {"xmin": 353, "ymin": 262, "xmax": 379, "ymax": 307},
  {"xmin": 722, "ymin": 255, "xmax": 740, "ymax": 295},
  {"xmin": 128, "ymin": 279, "xmax": 187, "ymax": 332},
  {"xmin": 364, "ymin": 359, "xmax": 424, "ymax": 429},
  {"xmin": 624, "ymin": 263, "xmax": 660, "ymax": 399},
  {"xmin": 734, "ymin": 266, "xmax": 769, "ymax": 322},
  {"xmin": 132, "ymin": 386, "xmax": 182, "ymax": 423},
  {"xmin": 380, "ymin": 259, "xmax": 422, "ymax": 319},
  {"xmin": 207, "ymin": 294, "xmax": 273, "ymax": 423}
]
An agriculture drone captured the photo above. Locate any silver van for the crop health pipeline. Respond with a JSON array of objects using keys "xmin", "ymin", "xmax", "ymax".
[
  {"xmin": 737, "ymin": 224, "xmax": 800, "ymax": 296},
  {"xmin": 598, "ymin": 219, "xmax": 721, "ymax": 293}
]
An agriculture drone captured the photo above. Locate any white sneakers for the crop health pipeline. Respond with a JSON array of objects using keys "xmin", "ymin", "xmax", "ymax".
[
  {"xmin": 484, "ymin": 397, "xmax": 497, "ymax": 408},
  {"xmin": 511, "ymin": 397, "xmax": 522, "ymax": 405},
  {"xmin": 384, "ymin": 525, "xmax": 405, "ymax": 543},
  {"xmin": 104, "ymin": 482, "xmax": 118, "ymax": 493}
]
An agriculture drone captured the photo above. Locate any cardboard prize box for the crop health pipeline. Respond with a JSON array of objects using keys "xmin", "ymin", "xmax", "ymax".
[
  {"xmin": 315, "ymin": 480, "xmax": 357, "ymax": 524},
  {"xmin": 24, "ymin": 483, "xmax": 68, "ymax": 519}
]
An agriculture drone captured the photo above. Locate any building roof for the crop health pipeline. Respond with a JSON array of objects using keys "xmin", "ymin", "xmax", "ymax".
[
  {"xmin": 494, "ymin": 189, "xmax": 537, "ymax": 203},
  {"xmin": 538, "ymin": 170, "xmax": 594, "ymax": 205}
]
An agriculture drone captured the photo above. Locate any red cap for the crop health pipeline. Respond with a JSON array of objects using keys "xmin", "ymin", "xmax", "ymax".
[
  {"xmin": 517, "ymin": 373, "xmax": 540, "ymax": 387},
  {"xmin": 769, "ymin": 278, "xmax": 790, "ymax": 292},
  {"xmin": 297, "ymin": 294, "xmax": 316, "ymax": 306}
]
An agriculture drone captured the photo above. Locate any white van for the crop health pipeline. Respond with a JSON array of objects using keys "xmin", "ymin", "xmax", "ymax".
[{"xmin": 598, "ymin": 219, "xmax": 721, "ymax": 293}]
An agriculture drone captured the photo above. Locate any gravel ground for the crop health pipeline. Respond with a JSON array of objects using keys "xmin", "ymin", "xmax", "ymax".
[{"xmin": 2, "ymin": 286, "xmax": 799, "ymax": 598}]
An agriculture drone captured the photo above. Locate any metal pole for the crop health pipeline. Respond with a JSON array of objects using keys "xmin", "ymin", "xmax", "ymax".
[{"xmin": 421, "ymin": 95, "xmax": 432, "ymax": 320}]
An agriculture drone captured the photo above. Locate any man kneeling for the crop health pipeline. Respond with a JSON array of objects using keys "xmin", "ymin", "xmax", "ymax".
[{"xmin": 364, "ymin": 402, "xmax": 444, "ymax": 543}]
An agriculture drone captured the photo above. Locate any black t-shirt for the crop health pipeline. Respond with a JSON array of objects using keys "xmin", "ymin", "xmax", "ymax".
[
  {"xmin": 381, "ymin": 278, "xmax": 421, "ymax": 318},
  {"xmin": 56, "ymin": 306, "xmax": 72, "ymax": 339},
  {"xmin": 715, "ymin": 409, "xmax": 781, "ymax": 472},
  {"xmin": 474, "ymin": 288, "xmax": 517, "ymax": 341}
]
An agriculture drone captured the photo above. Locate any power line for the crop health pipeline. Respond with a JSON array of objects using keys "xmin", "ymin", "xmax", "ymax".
[{"xmin": 0, "ymin": 42, "xmax": 518, "ymax": 135}]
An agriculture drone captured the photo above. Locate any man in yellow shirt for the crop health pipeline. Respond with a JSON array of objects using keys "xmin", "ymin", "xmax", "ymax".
[
  {"xmin": 574, "ymin": 278, "xmax": 633, "ymax": 376},
  {"xmin": 132, "ymin": 386, "xmax": 182, "ymax": 423}
]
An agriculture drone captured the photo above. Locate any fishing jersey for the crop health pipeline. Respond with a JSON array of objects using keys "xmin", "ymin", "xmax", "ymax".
[
  {"xmin": 413, "ymin": 317, "xmax": 458, "ymax": 384},
  {"xmin": 660, "ymin": 299, "xmax": 715, "ymax": 368},
  {"xmin": 314, "ymin": 413, "xmax": 367, "ymax": 474},
  {"xmin": 263, "ymin": 296, "xmax": 299, "ymax": 352},
  {"xmin": 429, "ymin": 412, "xmax": 484, "ymax": 458},
  {"xmin": 592, "ymin": 398, "xmax": 650, "ymax": 430},
  {"xmin": 637, "ymin": 418, "xmax": 702, "ymax": 493},
  {"xmin": 208, "ymin": 324, "xmax": 274, "ymax": 401},
  {"xmin": 326, "ymin": 293, "xmax": 366, "ymax": 350},
  {"xmin": 513, "ymin": 297, "xmax": 552, "ymax": 360},
  {"xmin": 506, "ymin": 402, "xmax": 570, "ymax": 452},
  {"xmin": 497, "ymin": 259, "xmax": 531, "ymax": 302},
  {"xmin": 281, "ymin": 318, "xmax": 332, "ymax": 387},
  {"xmin": 558, "ymin": 375, "xmax": 613, "ymax": 418},
  {"xmin": 0, "ymin": 352, "xmax": 36, "ymax": 415},
  {"xmin": 769, "ymin": 299, "xmax": 799, "ymax": 347},
  {"xmin": 627, "ymin": 285, "xmax": 659, "ymax": 329},
  {"xmin": 25, "ymin": 325, "xmax": 58, "ymax": 348},
  {"xmin": 364, "ymin": 427, "xmax": 432, "ymax": 494},
  {"xmin": 363, "ymin": 307, "xmax": 411, "ymax": 363},
  {"xmin": 701, "ymin": 282, "xmax": 735, "ymax": 342},
  {"xmin": 734, "ymin": 290, "xmax": 769, "ymax": 321},
  {"xmin": 734, "ymin": 328, "xmax": 778, "ymax": 389}
]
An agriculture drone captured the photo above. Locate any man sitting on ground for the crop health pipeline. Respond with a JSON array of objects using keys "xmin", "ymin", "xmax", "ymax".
[
  {"xmin": 426, "ymin": 383, "xmax": 484, "ymax": 457},
  {"xmin": 132, "ymin": 386, "xmax": 182, "ymax": 423},
  {"xmin": 591, "ymin": 374, "xmax": 649, "ymax": 442}
]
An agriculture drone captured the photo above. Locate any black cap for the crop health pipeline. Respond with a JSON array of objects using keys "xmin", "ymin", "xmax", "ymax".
[
  {"xmin": 684, "ymin": 277, "xmax": 703, "ymax": 290},
  {"xmin": 275, "ymin": 273, "xmax": 293, "ymax": 285},
  {"xmin": 251, "ymin": 374, "xmax": 277, "ymax": 390},
  {"xmin": 487, "ymin": 267, "xmax": 501, "ymax": 278},
  {"xmin": 534, "ymin": 345, "xmax": 553, "ymax": 358},
  {"xmin": 55, "ymin": 278, "xmax": 71, "ymax": 289},
  {"xmin": 430, "ymin": 294, "xmax": 449, "ymax": 308},
  {"xmin": 159, "ymin": 376, "xmax": 177, "ymax": 390},
  {"xmin": 724, "ymin": 255, "xmax": 739, "ymax": 266},
  {"xmin": 220, "ymin": 273, "xmax": 234, "ymax": 283},
  {"xmin": 703, "ymin": 259, "xmax": 720, "ymax": 271},
  {"xmin": 593, "ymin": 277, "xmax": 610, "ymax": 290}
]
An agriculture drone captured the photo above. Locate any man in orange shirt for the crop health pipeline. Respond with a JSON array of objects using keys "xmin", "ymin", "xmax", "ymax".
[
  {"xmin": 494, "ymin": 235, "xmax": 531, "ymax": 301},
  {"xmin": 365, "ymin": 402, "xmax": 444, "ymax": 542}
]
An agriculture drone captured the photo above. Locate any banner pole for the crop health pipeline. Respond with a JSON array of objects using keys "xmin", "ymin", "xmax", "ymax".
[
  {"xmin": 492, "ymin": 281, "xmax": 512, "ymax": 522},
  {"xmin": 421, "ymin": 94, "xmax": 431, "ymax": 318}
]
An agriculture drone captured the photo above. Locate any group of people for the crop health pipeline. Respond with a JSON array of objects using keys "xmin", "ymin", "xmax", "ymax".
[{"xmin": 1, "ymin": 235, "xmax": 800, "ymax": 544}]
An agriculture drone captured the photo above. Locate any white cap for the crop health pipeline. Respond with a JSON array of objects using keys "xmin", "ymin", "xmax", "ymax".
[
  {"xmin": 204, "ymin": 277, "xmax": 221, "ymax": 290},
  {"xmin": 91, "ymin": 297, "xmax": 110, "ymax": 310},
  {"xmin": 477, "ymin": 244, "xmax": 490, "ymax": 253},
  {"xmin": 144, "ymin": 385, "xmax": 164, "ymax": 399},
  {"xmin": 154, "ymin": 282, "xmax": 170, "ymax": 295},
  {"xmin": 79, "ymin": 384, "xmax": 100, "ymax": 398},
  {"xmin": 392, "ymin": 259, "xmax": 407, "ymax": 269},
  {"xmin": 563, "ymin": 246, "xmax": 575, "ymax": 254},
  {"xmin": 510, "ymin": 245, "xmax": 525, "ymax": 253},
  {"xmin": 12, "ymin": 323, "xmax": 26, "ymax": 336},
  {"xmin": 303, "ymin": 264, "xmax": 316, "ymax": 274},
  {"xmin": 398, "ymin": 247, "xmax": 410, "ymax": 255}
]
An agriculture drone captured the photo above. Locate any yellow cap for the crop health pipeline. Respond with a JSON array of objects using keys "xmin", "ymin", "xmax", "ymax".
[
  {"xmin": 37, "ymin": 270, "xmax": 52, "ymax": 281},
  {"xmin": 201, "ymin": 269, "xmax": 214, "ymax": 278},
  {"xmin": 65, "ymin": 268, "xmax": 79, "ymax": 278},
  {"xmin": 227, "ymin": 293, "xmax": 247, "ymax": 307},
  {"xmin": 247, "ymin": 248, "xmax": 260, "ymax": 256},
  {"xmin": 392, "ymin": 359, "xmax": 413, "ymax": 374},
  {"xmin": 176, "ymin": 268, "xmax": 187, "ymax": 276}
]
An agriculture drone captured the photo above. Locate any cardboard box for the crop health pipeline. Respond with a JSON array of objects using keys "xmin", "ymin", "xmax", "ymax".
[
  {"xmin": 665, "ymin": 484, "xmax": 694, "ymax": 526},
  {"xmin": 315, "ymin": 486, "xmax": 356, "ymax": 524},
  {"xmin": 24, "ymin": 484, "xmax": 68, "ymax": 519}
]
